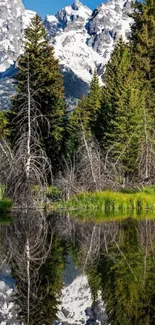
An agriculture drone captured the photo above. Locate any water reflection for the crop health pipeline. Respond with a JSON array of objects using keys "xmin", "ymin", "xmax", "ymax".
[{"xmin": 1, "ymin": 212, "xmax": 155, "ymax": 324}]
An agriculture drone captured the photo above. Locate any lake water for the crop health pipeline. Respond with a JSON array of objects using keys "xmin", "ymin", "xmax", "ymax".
[{"xmin": 0, "ymin": 211, "xmax": 155, "ymax": 325}]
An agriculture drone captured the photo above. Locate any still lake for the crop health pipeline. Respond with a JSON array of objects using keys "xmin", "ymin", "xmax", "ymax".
[{"xmin": 0, "ymin": 210, "xmax": 155, "ymax": 325}]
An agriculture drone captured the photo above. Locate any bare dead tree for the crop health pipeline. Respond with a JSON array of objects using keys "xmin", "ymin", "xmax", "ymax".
[
  {"xmin": 5, "ymin": 59, "xmax": 52, "ymax": 207},
  {"xmin": 0, "ymin": 138, "xmax": 13, "ymax": 192},
  {"xmin": 80, "ymin": 123, "xmax": 99, "ymax": 191},
  {"xmin": 56, "ymin": 133, "xmax": 121, "ymax": 199},
  {"xmin": 56, "ymin": 155, "xmax": 83, "ymax": 201}
]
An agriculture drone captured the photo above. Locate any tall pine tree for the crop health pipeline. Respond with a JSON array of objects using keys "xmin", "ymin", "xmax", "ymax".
[
  {"xmin": 129, "ymin": 0, "xmax": 155, "ymax": 181},
  {"xmin": 106, "ymin": 72, "xmax": 146, "ymax": 181},
  {"xmin": 131, "ymin": 0, "xmax": 155, "ymax": 87},
  {"xmin": 94, "ymin": 38, "xmax": 132, "ymax": 148},
  {"xmin": 10, "ymin": 14, "xmax": 65, "ymax": 174}
]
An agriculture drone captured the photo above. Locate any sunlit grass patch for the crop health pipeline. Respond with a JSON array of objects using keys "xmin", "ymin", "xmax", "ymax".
[{"xmin": 61, "ymin": 191, "xmax": 155, "ymax": 214}]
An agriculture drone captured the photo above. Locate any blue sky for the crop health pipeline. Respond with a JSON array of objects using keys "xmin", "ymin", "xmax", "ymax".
[{"xmin": 22, "ymin": 0, "xmax": 101, "ymax": 17}]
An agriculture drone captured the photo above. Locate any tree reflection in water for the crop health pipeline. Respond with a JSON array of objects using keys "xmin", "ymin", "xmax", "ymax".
[
  {"xmin": 4, "ymin": 210, "xmax": 66, "ymax": 325},
  {"xmin": 1, "ymin": 212, "xmax": 155, "ymax": 324}
]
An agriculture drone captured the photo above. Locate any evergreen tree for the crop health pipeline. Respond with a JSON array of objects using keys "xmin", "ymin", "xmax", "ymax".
[
  {"xmin": 131, "ymin": 0, "xmax": 155, "ymax": 87},
  {"xmin": 94, "ymin": 38, "xmax": 132, "ymax": 148},
  {"xmin": 130, "ymin": 0, "xmax": 155, "ymax": 135},
  {"xmin": 87, "ymin": 70, "xmax": 101, "ymax": 131},
  {"xmin": 10, "ymin": 14, "xmax": 65, "ymax": 173},
  {"xmin": 105, "ymin": 72, "xmax": 149, "ymax": 181}
]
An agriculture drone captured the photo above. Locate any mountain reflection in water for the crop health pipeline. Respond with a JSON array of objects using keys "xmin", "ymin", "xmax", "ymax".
[{"xmin": 0, "ymin": 211, "xmax": 155, "ymax": 325}]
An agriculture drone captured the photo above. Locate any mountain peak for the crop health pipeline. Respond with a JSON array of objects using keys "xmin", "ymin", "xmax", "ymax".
[{"xmin": 72, "ymin": 0, "xmax": 86, "ymax": 10}]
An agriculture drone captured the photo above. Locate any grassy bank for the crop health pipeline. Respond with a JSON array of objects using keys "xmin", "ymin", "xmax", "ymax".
[{"xmin": 56, "ymin": 190, "xmax": 155, "ymax": 214}]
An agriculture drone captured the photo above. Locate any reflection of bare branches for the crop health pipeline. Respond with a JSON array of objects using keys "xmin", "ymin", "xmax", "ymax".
[
  {"xmin": 0, "ymin": 224, "xmax": 11, "ymax": 272},
  {"xmin": 138, "ymin": 220, "xmax": 155, "ymax": 256},
  {"xmin": 83, "ymin": 225, "xmax": 98, "ymax": 271},
  {"xmin": 67, "ymin": 219, "xmax": 119, "ymax": 271},
  {"xmin": 6, "ymin": 210, "xmax": 53, "ymax": 325}
]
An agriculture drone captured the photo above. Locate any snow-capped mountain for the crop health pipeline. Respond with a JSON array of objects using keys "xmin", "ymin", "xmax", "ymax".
[
  {"xmin": 0, "ymin": 0, "xmax": 134, "ymax": 108},
  {"xmin": 45, "ymin": 0, "xmax": 133, "ymax": 94}
]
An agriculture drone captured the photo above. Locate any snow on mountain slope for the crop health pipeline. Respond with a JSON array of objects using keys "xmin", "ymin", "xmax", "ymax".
[
  {"xmin": 45, "ymin": 0, "xmax": 134, "ymax": 90},
  {"xmin": 0, "ymin": 0, "xmax": 24, "ymax": 72},
  {"xmin": 0, "ymin": 0, "xmax": 36, "ymax": 109},
  {"xmin": 0, "ymin": 0, "xmax": 35, "ymax": 73},
  {"xmin": 58, "ymin": 274, "xmax": 107, "ymax": 325}
]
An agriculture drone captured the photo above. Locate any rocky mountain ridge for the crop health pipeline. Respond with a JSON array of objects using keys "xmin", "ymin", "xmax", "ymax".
[{"xmin": 0, "ymin": 0, "xmax": 134, "ymax": 108}]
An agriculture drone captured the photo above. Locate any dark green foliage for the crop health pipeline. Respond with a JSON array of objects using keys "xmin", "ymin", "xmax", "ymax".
[
  {"xmin": 65, "ymin": 71, "xmax": 101, "ymax": 157},
  {"xmin": 130, "ymin": 0, "xmax": 155, "ymax": 86},
  {"xmin": 105, "ymin": 73, "xmax": 145, "ymax": 178},
  {"xmin": 86, "ymin": 70, "xmax": 101, "ymax": 131},
  {"xmin": 0, "ymin": 214, "xmax": 12, "ymax": 225},
  {"xmin": 10, "ymin": 14, "xmax": 65, "ymax": 173},
  {"xmin": 130, "ymin": 0, "xmax": 155, "ymax": 135},
  {"xmin": 93, "ymin": 218, "xmax": 155, "ymax": 324},
  {"xmin": 95, "ymin": 38, "xmax": 132, "ymax": 147},
  {"xmin": 99, "ymin": 220, "xmax": 144, "ymax": 324},
  {"xmin": 0, "ymin": 199, "xmax": 13, "ymax": 212}
]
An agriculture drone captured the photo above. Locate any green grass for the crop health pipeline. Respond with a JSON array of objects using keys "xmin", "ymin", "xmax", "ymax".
[
  {"xmin": 32, "ymin": 185, "xmax": 62, "ymax": 201},
  {"xmin": 56, "ymin": 190, "xmax": 155, "ymax": 214}
]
